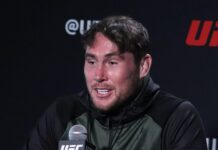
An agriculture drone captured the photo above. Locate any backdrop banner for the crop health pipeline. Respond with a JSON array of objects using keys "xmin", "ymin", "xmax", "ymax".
[{"xmin": 3, "ymin": 0, "xmax": 218, "ymax": 149}]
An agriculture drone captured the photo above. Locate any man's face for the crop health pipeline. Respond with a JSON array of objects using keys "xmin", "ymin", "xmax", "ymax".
[{"xmin": 84, "ymin": 32, "xmax": 142, "ymax": 112}]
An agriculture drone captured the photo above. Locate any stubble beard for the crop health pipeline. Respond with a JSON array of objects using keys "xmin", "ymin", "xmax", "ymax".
[{"xmin": 89, "ymin": 77, "xmax": 142, "ymax": 113}]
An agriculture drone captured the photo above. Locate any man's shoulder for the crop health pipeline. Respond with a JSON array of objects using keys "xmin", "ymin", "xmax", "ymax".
[
  {"xmin": 147, "ymin": 90, "xmax": 188, "ymax": 128},
  {"xmin": 54, "ymin": 92, "xmax": 86, "ymax": 109},
  {"xmin": 158, "ymin": 92, "xmax": 207, "ymax": 149},
  {"xmin": 43, "ymin": 91, "xmax": 89, "ymax": 126},
  {"xmin": 156, "ymin": 91, "xmax": 198, "ymax": 118}
]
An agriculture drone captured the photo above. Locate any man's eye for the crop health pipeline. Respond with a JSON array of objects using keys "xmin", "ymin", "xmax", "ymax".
[
  {"xmin": 88, "ymin": 61, "xmax": 95, "ymax": 64},
  {"xmin": 86, "ymin": 59, "xmax": 95, "ymax": 65},
  {"xmin": 109, "ymin": 61, "xmax": 118, "ymax": 65}
]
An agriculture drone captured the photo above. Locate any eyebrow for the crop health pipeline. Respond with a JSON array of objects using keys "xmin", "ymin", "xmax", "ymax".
[
  {"xmin": 105, "ymin": 52, "xmax": 122, "ymax": 58},
  {"xmin": 85, "ymin": 53, "xmax": 96, "ymax": 59},
  {"xmin": 85, "ymin": 51, "xmax": 123, "ymax": 59}
]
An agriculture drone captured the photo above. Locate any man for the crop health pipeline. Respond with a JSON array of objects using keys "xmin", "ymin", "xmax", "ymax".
[{"xmin": 24, "ymin": 16, "xmax": 207, "ymax": 150}]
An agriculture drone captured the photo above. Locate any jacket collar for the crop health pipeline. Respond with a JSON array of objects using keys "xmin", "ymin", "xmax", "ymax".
[{"xmin": 80, "ymin": 77, "xmax": 160, "ymax": 126}]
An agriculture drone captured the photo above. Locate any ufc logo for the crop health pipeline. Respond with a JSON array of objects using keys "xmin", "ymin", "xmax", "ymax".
[
  {"xmin": 60, "ymin": 144, "xmax": 83, "ymax": 150},
  {"xmin": 65, "ymin": 19, "xmax": 99, "ymax": 35},
  {"xmin": 186, "ymin": 20, "xmax": 218, "ymax": 47}
]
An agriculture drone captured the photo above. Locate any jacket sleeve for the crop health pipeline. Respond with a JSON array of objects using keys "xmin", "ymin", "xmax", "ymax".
[
  {"xmin": 163, "ymin": 101, "xmax": 208, "ymax": 150},
  {"xmin": 23, "ymin": 101, "xmax": 65, "ymax": 150}
]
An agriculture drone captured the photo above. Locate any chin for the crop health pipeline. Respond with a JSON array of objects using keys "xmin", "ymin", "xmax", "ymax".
[
  {"xmin": 94, "ymin": 103, "xmax": 112, "ymax": 111},
  {"xmin": 96, "ymin": 102, "xmax": 123, "ymax": 114}
]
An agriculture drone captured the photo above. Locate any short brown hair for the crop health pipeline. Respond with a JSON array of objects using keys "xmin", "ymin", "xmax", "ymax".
[{"xmin": 82, "ymin": 15, "xmax": 151, "ymax": 65}]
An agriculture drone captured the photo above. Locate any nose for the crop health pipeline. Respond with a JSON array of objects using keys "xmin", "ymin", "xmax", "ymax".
[{"xmin": 94, "ymin": 64, "xmax": 107, "ymax": 82}]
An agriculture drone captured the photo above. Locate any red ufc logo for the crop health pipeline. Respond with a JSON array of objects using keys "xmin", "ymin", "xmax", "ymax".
[{"xmin": 185, "ymin": 20, "xmax": 218, "ymax": 47}]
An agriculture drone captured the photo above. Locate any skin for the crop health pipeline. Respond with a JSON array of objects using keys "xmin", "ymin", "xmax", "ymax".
[{"xmin": 84, "ymin": 32, "xmax": 152, "ymax": 112}]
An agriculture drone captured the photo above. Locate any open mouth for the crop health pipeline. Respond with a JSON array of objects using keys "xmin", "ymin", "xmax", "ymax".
[
  {"xmin": 95, "ymin": 88, "xmax": 112, "ymax": 97},
  {"xmin": 97, "ymin": 89, "xmax": 109, "ymax": 95}
]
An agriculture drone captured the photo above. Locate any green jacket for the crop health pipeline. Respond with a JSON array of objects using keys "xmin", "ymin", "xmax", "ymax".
[{"xmin": 24, "ymin": 78, "xmax": 207, "ymax": 150}]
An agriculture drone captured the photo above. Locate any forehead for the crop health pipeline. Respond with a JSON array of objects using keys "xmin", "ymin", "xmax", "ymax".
[{"xmin": 86, "ymin": 32, "xmax": 119, "ymax": 53}]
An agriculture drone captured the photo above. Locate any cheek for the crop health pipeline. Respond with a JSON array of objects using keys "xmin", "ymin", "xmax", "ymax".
[
  {"xmin": 84, "ymin": 67, "xmax": 93, "ymax": 83},
  {"xmin": 108, "ymin": 68, "xmax": 137, "ymax": 86}
]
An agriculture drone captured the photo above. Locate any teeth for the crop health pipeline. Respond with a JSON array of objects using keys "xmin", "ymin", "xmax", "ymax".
[{"xmin": 97, "ymin": 89, "xmax": 109, "ymax": 95}]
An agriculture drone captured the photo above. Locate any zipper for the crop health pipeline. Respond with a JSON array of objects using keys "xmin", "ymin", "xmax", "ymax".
[{"xmin": 108, "ymin": 117, "xmax": 112, "ymax": 150}]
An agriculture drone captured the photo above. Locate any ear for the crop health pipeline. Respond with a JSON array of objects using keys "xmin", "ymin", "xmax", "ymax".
[{"xmin": 139, "ymin": 54, "xmax": 152, "ymax": 78}]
